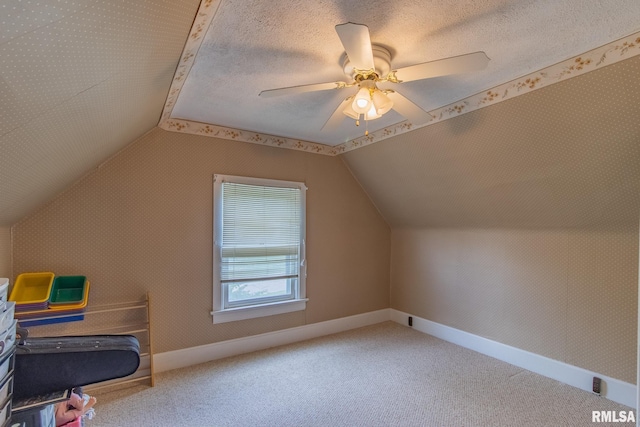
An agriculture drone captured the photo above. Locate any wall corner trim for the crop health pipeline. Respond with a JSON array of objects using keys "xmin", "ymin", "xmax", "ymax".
[
  {"xmin": 154, "ymin": 309, "xmax": 391, "ymax": 373},
  {"xmin": 390, "ymin": 309, "xmax": 636, "ymax": 409}
]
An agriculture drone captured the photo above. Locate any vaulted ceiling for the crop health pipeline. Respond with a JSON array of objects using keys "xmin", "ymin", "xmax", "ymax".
[
  {"xmin": 342, "ymin": 55, "xmax": 640, "ymax": 229},
  {"xmin": 0, "ymin": 0, "xmax": 201, "ymax": 226},
  {"xmin": 1, "ymin": 0, "xmax": 639, "ymax": 226}
]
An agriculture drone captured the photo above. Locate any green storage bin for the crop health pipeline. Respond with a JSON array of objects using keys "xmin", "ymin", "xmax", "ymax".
[{"xmin": 49, "ymin": 276, "xmax": 87, "ymax": 305}]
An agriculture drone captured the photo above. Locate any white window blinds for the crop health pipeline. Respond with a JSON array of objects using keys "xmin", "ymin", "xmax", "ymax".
[{"xmin": 221, "ymin": 182, "xmax": 301, "ymax": 284}]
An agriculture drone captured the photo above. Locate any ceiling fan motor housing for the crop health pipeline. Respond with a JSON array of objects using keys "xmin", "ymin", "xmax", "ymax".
[{"xmin": 342, "ymin": 44, "xmax": 391, "ymax": 80}]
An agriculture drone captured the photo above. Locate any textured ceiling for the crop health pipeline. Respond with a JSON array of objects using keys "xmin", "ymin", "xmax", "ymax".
[
  {"xmin": 1, "ymin": 0, "xmax": 640, "ymax": 227},
  {"xmin": 164, "ymin": 0, "xmax": 640, "ymax": 147}
]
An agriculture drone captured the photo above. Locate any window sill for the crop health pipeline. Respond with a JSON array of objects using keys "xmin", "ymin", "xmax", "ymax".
[{"xmin": 211, "ymin": 299, "xmax": 308, "ymax": 324}]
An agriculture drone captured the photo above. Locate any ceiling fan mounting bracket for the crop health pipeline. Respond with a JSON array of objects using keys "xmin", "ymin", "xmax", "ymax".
[
  {"xmin": 354, "ymin": 73, "xmax": 378, "ymax": 83},
  {"xmin": 342, "ymin": 44, "xmax": 391, "ymax": 81}
]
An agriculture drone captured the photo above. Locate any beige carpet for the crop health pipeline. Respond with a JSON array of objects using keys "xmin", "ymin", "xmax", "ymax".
[{"xmin": 89, "ymin": 322, "xmax": 634, "ymax": 426}]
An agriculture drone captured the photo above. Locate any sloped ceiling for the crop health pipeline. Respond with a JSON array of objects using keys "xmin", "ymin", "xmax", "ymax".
[
  {"xmin": 1, "ymin": 0, "xmax": 640, "ymax": 227},
  {"xmin": 0, "ymin": 0, "xmax": 201, "ymax": 226},
  {"xmin": 341, "ymin": 55, "xmax": 640, "ymax": 229}
]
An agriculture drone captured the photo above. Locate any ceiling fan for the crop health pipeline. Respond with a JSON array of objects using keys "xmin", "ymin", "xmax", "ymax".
[{"xmin": 259, "ymin": 22, "xmax": 490, "ymax": 134}]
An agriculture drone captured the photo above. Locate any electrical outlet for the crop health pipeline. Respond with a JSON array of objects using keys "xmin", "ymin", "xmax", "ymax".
[
  {"xmin": 408, "ymin": 316, "xmax": 413, "ymax": 327},
  {"xmin": 592, "ymin": 377, "xmax": 601, "ymax": 394}
]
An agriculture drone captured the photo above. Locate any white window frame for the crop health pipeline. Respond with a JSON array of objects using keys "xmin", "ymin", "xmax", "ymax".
[{"xmin": 211, "ymin": 174, "xmax": 307, "ymax": 324}]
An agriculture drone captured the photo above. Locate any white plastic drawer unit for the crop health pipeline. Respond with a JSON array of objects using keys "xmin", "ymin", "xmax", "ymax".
[
  {"xmin": 0, "ymin": 320, "xmax": 17, "ymax": 359},
  {"xmin": 0, "ymin": 303, "xmax": 15, "ymax": 334},
  {"xmin": 0, "ymin": 354, "xmax": 11, "ymax": 384},
  {"xmin": 0, "ymin": 392, "xmax": 10, "ymax": 426},
  {"xmin": 0, "ymin": 279, "xmax": 8, "ymax": 307},
  {"xmin": 0, "ymin": 374, "xmax": 11, "ymax": 409}
]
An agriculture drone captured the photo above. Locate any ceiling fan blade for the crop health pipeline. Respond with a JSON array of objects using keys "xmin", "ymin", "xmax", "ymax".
[
  {"xmin": 335, "ymin": 22, "xmax": 375, "ymax": 71},
  {"xmin": 259, "ymin": 81, "xmax": 348, "ymax": 98},
  {"xmin": 391, "ymin": 52, "xmax": 490, "ymax": 83},
  {"xmin": 321, "ymin": 96, "xmax": 353, "ymax": 132},
  {"xmin": 386, "ymin": 91, "xmax": 433, "ymax": 125}
]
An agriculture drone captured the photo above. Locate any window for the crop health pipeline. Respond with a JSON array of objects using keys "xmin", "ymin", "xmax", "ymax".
[{"xmin": 212, "ymin": 175, "xmax": 307, "ymax": 323}]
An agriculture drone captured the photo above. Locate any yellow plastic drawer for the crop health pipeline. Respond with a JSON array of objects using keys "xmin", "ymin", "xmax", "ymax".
[{"xmin": 9, "ymin": 272, "xmax": 55, "ymax": 305}]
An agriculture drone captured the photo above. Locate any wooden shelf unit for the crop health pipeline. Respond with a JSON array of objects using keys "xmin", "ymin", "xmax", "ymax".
[{"xmin": 17, "ymin": 293, "xmax": 154, "ymax": 392}]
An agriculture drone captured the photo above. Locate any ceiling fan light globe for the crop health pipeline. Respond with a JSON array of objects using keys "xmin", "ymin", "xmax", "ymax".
[
  {"xmin": 342, "ymin": 102, "xmax": 360, "ymax": 120},
  {"xmin": 365, "ymin": 104, "xmax": 382, "ymax": 121},
  {"xmin": 352, "ymin": 87, "xmax": 372, "ymax": 114},
  {"xmin": 372, "ymin": 90, "xmax": 393, "ymax": 115},
  {"xmin": 356, "ymin": 98, "xmax": 369, "ymax": 109}
]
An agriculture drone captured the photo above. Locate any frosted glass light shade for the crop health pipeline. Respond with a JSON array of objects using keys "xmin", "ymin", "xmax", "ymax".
[
  {"xmin": 342, "ymin": 102, "xmax": 360, "ymax": 119},
  {"xmin": 371, "ymin": 90, "xmax": 393, "ymax": 115},
  {"xmin": 352, "ymin": 87, "xmax": 372, "ymax": 114},
  {"xmin": 365, "ymin": 104, "xmax": 381, "ymax": 120}
]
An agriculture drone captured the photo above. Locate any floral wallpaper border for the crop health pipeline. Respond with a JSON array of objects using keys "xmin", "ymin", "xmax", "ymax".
[
  {"xmin": 336, "ymin": 32, "xmax": 640, "ymax": 154},
  {"xmin": 158, "ymin": 2, "xmax": 640, "ymax": 157},
  {"xmin": 157, "ymin": 0, "xmax": 339, "ymax": 156},
  {"xmin": 158, "ymin": 0, "xmax": 221, "ymax": 127}
]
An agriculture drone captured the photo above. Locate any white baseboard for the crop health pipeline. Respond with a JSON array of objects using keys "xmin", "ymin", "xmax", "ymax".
[
  {"xmin": 390, "ymin": 309, "xmax": 637, "ymax": 409},
  {"xmin": 154, "ymin": 308, "xmax": 391, "ymax": 373}
]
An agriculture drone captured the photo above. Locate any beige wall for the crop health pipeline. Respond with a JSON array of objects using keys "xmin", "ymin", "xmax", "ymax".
[
  {"xmin": 11, "ymin": 128, "xmax": 390, "ymax": 353},
  {"xmin": 391, "ymin": 227, "xmax": 638, "ymax": 383},
  {"xmin": 0, "ymin": 227, "xmax": 10, "ymax": 278},
  {"xmin": 343, "ymin": 56, "xmax": 640, "ymax": 384}
]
